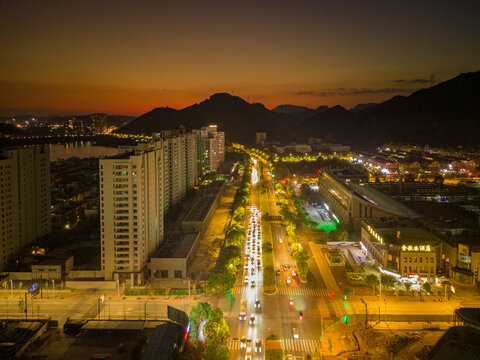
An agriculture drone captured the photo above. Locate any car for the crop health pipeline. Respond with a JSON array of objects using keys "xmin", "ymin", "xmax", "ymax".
[
  {"xmin": 244, "ymin": 255, "xmax": 249, "ymax": 261},
  {"xmin": 292, "ymin": 328, "xmax": 299, "ymax": 339},
  {"xmin": 250, "ymin": 268, "xmax": 255, "ymax": 275},
  {"xmin": 286, "ymin": 354, "xmax": 294, "ymax": 360},
  {"xmin": 279, "ymin": 238, "xmax": 283, "ymax": 244},
  {"xmin": 283, "ymin": 265, "xmax": 288, "ymax": 271},
  {"xmin": 289, "ymin": 298, "xmax": 294, "ymax": 306},
  {"xmin": 276, "ymin": 270, "xmax": 281, "ymax": 276},
  {"xmin": 291, "ymin": 270, "xmax": 297, "ymax": 277},
  {"xmin": 350, "ymin": 276, "xmax": 363, "ymax": 281},
  {"xmin": 286, "ymin": 277, "xmax": 291, "ymax": 285},
  {"xmin": 255, "ymin": 299, "xmax": 261, "ymax": 309},
  {"xmin": 240, "ymin": 336, "xmax": 248, "ymax": 349},
  {"xmin": 254, "ymin": 339, "xmax": 262, "ymax": 353},
  {"xmin": 298, "ymin": 311, "xmax": 304, "ymax": 320},
  {"xmin": 246, "ymin": 347, "xmax": 252, "ymax": 360},
  {"xmin": 251, "ymin": 281, "xmax": 256, "ymax": 288},
  {"xmin": 244, "ymin": 264, "xmax": 248, "ymax": 270},
  {"xmin": 249, "ymin": 314, "xmax": 256, "ymax": 325}
]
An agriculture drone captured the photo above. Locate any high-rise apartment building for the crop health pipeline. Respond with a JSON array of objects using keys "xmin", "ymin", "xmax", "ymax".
[
  {"xmin": 100, "ymin": 129, "xmax": 198, "ymax": 284},
  {"xmin": 100, "ymin": 143, "xmax": 165, "ymax": 284},
  {"xmin": 194, "ymin": 125, "xmax": 225, "ymax": 174},
  {"xmin": 0, "ymin": 146, "xmax": 51, "ymax": 271},
  {"xmin": 185, "ymin": 132, "xmax": 198, "ymax": 189}
]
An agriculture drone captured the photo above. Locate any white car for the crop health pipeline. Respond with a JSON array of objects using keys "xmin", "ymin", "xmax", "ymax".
[
  {"xmin": 254, "ymin": 339, "xmax": 262, "ymax": 353},
  {"xmin": 292, "ymin": 328, "xmax": 299, "ymax": 339}
]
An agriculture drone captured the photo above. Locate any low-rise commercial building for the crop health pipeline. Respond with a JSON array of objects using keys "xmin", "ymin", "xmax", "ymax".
[
  {"xmin": 405, "ymin": 201, "xmax": 480, "ymax": 285},
  {"xmin": 149, "ymin": 231, "xmax": 200, "ymax": 279},
  {"xmin": 318, "ymin": 170, "xmax": 419, "ymax": 231},
  {"xmin": 182, "ymin": 181, "xmax": 225, "ymax": 237},
  {"xmin": 361, "ymin": 219, "xmax": 441, "ymax": 282}
]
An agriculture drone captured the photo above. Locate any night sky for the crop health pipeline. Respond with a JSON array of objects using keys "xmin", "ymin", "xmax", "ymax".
[{"xmin": 1, "ymin": 0, "xmax": 479, "ymax": 116}]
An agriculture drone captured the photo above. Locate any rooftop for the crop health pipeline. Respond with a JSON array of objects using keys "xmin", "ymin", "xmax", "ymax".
[
  {"xmin": 371, "ymin": 182, "xmax": 480, "ymax": 198},
  {"xmin": 349, "ymin": 182, "xmax": 420, "ymax": 219},
  {"xmin": 427, "ymin": 325, "xmax": 480, "ymax": 360},
  {"xmin": 82, "ymin": 320, "xmax": 146, "ymax": 331},
  {"xmin": 152, "ymin": 232, "xmax": 200, "ymax": 259},
  {"xmin": 363, "ymin": 218, "xmax": 440, "ymax": 245},
  {"xmin": 183, "ymin": 196, "xmax": 216, "ymax": 222}
]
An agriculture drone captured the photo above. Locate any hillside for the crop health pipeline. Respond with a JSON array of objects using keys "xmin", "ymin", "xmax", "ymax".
[
  {"xmin": 119, "ymin": 71, "xmax": 480, "ymax": 148},
  {"xmin": 297, "ymin": 71, "xmax": 480, "ymax": 148},
  {"xmin": 120, "ymin": 93, "xmax": 298, "ymax": 144}
]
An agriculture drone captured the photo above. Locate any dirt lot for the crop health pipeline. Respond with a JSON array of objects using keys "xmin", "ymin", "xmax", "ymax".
[
  {"xmin": 188, "ymin": 184, "xmax": 236, "ymax": 280},
  {"xmin": 359, "ymin": 328, "xmax": 445, "ymax": 360}
]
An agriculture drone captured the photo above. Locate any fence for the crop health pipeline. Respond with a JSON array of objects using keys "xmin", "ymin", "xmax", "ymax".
[{"xmin": 124, "ymin": 288, "xmax": 205, "ymax": 296}]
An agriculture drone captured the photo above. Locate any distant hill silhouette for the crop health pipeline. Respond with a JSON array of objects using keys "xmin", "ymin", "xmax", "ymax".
[
  {"xmin": 273, "ymin": 104, "xmax": 315, "ymax": 118},
  {"xmin": 120, "ymin": 93, "xmax": 298, "ymax": 143},
  {"xmin": 350, "ymin": 103, "xmax": 377, "ymax": 113},
  {"xmin": 119, "ymin": 71, "xmax": 480, "ymax": 148}
]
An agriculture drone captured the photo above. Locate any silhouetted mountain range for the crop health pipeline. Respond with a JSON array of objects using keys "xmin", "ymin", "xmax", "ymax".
[
  {"xmin": 120, "ymin": 93, "xmax": 298, "ymax": 143},
  {"xmin": 350, "ymin": 103, "xmax": 377, "ymax": 112},
  {"xmin": 119, "ymin": 71, "xmax": 480, "ymax": 148}
]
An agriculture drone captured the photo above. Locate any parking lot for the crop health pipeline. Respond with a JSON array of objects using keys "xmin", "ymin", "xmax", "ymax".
[{"xmin": 303, "ymin": 204, "xmax": 337, "ymax": 232}]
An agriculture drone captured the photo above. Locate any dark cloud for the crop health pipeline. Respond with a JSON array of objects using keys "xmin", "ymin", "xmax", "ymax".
[
  {"xmin": 408, "ymin": 78, "xmax": 429, "ymax": 84},
  {"xmin": 293, "ymin": 90, "xmax": 315, "ymax": 95},
  {"xmin": 393, "ymin": 78, "xmax": 429, "ymax": 84},
  {"xmin": 294, "ymin": 87, "xmax": 413, "ymax": 97}
]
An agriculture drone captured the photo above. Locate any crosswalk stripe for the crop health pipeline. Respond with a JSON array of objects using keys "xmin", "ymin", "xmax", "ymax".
[
  {"xmin": 275, "ymin": 287, "xmax": 332, "ymax": 297},
  {"xmin": 278, "ymin": 338, "xmax": 323, "ymax": 353}
]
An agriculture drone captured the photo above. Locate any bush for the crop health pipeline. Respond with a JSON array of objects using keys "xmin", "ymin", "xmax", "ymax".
[
  {"xmin": 265, "ymin": 349, "xmax": 283, "ymax": 360},
  {"xmin": 263, "ymin": 265, "xmax": 275, "ymax": 287}
]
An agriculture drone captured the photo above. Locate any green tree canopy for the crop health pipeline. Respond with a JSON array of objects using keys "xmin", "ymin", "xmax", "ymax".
[
  {"xmin": 204, "ymin": 308, "xmax": 230, "ymax": 345},
  {"xmin": 380, "ymin": 274, "xmax": 396, "ymax": 289},
  {"xmin": 366, "ymin": 274, "xmax": 379, "ymax": 295}
]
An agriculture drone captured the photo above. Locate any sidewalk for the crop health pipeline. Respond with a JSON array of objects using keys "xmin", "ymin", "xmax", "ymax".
[{"xmin": 310, "ymin": 242, "xmax": 340, "ymax": 294}]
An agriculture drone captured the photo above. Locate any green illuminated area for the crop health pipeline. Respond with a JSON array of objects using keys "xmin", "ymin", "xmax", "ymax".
[{"xmin": 313, "ymin": 221, "xmax": 337, "ymax": 232}]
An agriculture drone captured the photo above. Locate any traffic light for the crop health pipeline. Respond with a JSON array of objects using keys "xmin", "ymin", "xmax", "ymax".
[
  {"xmin": 344, "ymin": 295, "xmax": 347, "ymax": 301},
  {"xmin": 342, "ymin": 315, "xmax": 349, "ymax": 324}
]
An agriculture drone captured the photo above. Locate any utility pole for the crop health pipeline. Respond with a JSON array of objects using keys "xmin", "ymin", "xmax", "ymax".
[
  {"xmin": 379, "ymin": 276, "xmax": 382, "ymax": 302},
  {"xmin": 25, "ymin": 292, "xmax": 28, "ymax": 320},
  {"xmin": 360, "ymin": 298, "xmax": 368, "ymax": 328},
  {"xmin": 384, "ymin": 299, "xmax": 387, "ymax": 323},
  {"xmin": 320, "ymin": 315, "xmax": 323, "ymax": 342}
]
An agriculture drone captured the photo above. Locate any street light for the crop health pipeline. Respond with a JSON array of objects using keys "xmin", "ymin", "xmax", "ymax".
[{"xmin": 144, "ymin": 296, "xmax": 151, "ymax": 320}]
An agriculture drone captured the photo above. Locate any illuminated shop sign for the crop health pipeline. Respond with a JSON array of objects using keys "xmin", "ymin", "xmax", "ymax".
[
  {"xmin": 401, "ymin": 245, "xmax": 431, "ymax": 252},
  {"xmin": 366, "ymin": 225, "xmax": 383, "ymax": 244}
]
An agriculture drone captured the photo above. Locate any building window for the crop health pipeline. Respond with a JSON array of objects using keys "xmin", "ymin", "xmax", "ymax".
[
  {"xmin": 161, "ymin": 270, "xmax": 168, "ymax": 278},
  {"xmin": 174, "ymin": 270, "xmax": 182, "ymax": 279}
]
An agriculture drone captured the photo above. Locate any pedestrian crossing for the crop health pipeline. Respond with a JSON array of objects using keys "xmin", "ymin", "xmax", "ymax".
[
  {"xmin": 277, "ymin": 287, "xmax": 332, "ymax": 297},
  {"xmin": 281, "ymin": 338, "xmax": 321, "ymax": 353},
  {"xmin": 227, "ymin": 337, "xmax": 321, "ymax": 353},
  {"xmin": 230, "ymin": 285, "xmax": 333, "ymax": 297}
]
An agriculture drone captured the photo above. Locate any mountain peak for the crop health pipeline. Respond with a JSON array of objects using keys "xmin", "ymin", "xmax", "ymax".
[{"xmin": 208, "ymin": 92, "xmax": 247, "ymax": 104}]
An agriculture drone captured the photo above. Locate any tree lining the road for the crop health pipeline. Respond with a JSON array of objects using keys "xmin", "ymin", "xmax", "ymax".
[
  {"xmin": 275, "ymin": 182, "xmax": 310, "ymax": 282},
  {"xmin": 186, "ymin": 303, "xmax": 231, "ymax": 360},
  {"xmin": 207, "ymin": 156, "xmax": 252, "ymax": 294}
]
